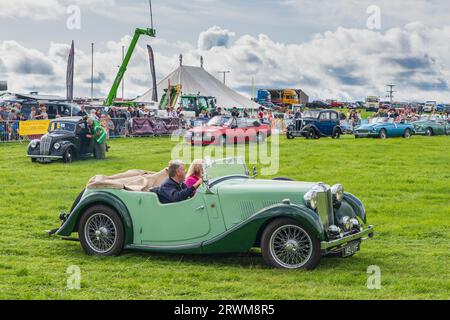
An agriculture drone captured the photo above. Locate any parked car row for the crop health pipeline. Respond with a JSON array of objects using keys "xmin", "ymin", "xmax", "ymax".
[
  {"xmin": 355, "ymin": 117, "xmax": 450, "ymax": 139},
  {"xmin": 285, "ymin": 110, "xmax": 450, "ymax": 140}
]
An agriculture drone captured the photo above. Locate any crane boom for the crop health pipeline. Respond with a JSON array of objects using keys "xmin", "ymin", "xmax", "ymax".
[{"xmin": 104, "ymin": 27, "xmax": 156, "ymax": 106}]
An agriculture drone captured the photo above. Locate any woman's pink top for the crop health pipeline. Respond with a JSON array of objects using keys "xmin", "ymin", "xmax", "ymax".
[{"xmin": 185, "ymin": 175, "xmax": 200, "ymax": 189}]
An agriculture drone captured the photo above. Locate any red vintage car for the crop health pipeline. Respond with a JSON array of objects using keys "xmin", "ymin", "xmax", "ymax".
[{"xmin": 186, "ymin": 116, "xmax": 271, "ymax": 146}]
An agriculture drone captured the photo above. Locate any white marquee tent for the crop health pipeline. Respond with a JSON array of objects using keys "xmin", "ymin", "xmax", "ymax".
[{"xmin": 135, "ymin": 65, "xmax": 260, "ymax": 110}]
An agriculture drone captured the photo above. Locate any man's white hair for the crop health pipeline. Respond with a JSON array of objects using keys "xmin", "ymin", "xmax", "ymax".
[{"xmin": 168, "ymin": 160, "xmax": 184, "ymax": 178}]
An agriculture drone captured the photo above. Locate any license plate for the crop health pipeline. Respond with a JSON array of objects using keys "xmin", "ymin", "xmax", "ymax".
[{"xmin": 343, "ymin": 241, "xmax": 360, "ymax": 257}]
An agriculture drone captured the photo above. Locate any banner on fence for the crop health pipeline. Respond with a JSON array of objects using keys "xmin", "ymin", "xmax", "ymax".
[
  {"xmin": 130, "ymin": 118, "xmax": 180, "ymax": 136},
  {"xmin": 19, "ymin": 120, "xmax": 50, "ymax": 136}
]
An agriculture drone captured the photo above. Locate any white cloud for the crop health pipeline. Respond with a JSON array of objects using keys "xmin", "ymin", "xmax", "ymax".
[
  {"xmin": 1, "ymin": 24, "xmax": 450, "ymax": 102},
  {"xmin": 198, "ymin": 26, "xmax": 235, "ymax": 50}
]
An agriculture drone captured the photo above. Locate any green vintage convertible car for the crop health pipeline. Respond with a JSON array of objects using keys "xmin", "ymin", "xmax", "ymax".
[
  {"xmin": 53, "ymin": 158, "xmax": 374, "ymax": 270},
  {"xmin": 411, "ymin": 116, "xmax": 450, "ymax": 136}
]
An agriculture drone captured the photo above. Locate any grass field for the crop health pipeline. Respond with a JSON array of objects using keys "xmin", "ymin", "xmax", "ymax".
[{"xmin": 0, "ymin": 135, "xmax": 449, "ymax": 300}]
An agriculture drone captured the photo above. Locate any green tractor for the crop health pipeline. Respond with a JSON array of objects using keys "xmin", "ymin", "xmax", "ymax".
[{"xmin": 159, "ymin": 85, "xmax": 217, "ymax": 116}]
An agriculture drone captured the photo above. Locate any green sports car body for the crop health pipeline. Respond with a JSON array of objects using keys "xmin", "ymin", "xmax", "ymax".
[
  {"xmin": 412, "ymin": 117, "xmax": 450, "ymax": 136},
  {"xmin": 54, "ymin": 158, "xmax": 374, "ymax": 270}
]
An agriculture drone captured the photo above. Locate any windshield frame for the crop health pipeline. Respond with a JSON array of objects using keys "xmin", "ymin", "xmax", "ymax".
[
  {"xmin": 303, "ymin": 110, "xmax": 320, "ymax": 119},
  {"xmin": 203, "ymin": 157, "xmax": 249, "ymax": 183}
]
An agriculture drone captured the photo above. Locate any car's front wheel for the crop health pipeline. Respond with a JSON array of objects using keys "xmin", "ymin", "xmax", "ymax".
[
  {"xmin": 379, "ymin": 129, "xmax": 387, "ymax": 139},
  {"xmin": 63, "ymin": 148, "xmax": 74, "ymax": 163},
  {"xmin": 306, "ymin": 127, "xmax": 318, "ymax": 140},
  {"xmin": 425, "ymin": 127, "xmax": 433, "ymax": 136},
  {"xmin": 79, "ymin": 205, "xmax": 125, "ymax": 256},
  {"xmin": 261, "ymin": 218, "xmax": 321, "ymax": 270}
]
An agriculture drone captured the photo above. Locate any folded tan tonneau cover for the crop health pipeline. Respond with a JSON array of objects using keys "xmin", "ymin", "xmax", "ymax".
[{"xmin": 87, "ymin": 169, "xmax": 168, "ymax": 192}]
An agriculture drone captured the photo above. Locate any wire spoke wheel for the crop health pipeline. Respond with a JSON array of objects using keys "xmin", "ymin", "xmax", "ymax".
[
  {"xmin": 84, "ymin": 213, "xmax": 117, "ymax": 254},
  {"xmin": 269, "ymin": 225, "xmax": 313, "ymax": 269}
]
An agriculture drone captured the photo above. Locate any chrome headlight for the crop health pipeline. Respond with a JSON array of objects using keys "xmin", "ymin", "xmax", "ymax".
[
  {"xmin": 327, "ymin": 225, "xmax": 344, "ymax": 239},
  {"xmin": 350, "ymin": 218, "xmax": 360, "ymax": 228},
  {"xmin": 30, "ymin": 141, "xmax": 38, "ymax": 149},
  {"xmin": 331, "ymin": 184, "xmax": 344, "ymax": 203},
  {"xmin": 54, "ymin": 143, "xmax": 61, "ymax": 150},
  {"xmin": 304, "ymin": 190, "xmax": 318, "ymax": 210},
  {"xmin": 341, "ymin": 216, "xmax": 353, "ymax": 231}
]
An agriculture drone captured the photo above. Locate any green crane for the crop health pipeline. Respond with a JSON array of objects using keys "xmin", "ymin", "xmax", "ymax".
[{"xmin": 103, "ymin": 27, "xmax": 156, "ymax": 106}]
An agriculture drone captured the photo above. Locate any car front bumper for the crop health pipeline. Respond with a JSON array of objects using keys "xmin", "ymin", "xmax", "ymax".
[
  {"xmin": 321, "ymin": 225, "xmax": 374, "ymax": 251},
  {"xmin": 27, "ymin": 155, "xmax": 63, "ymax": 159}
]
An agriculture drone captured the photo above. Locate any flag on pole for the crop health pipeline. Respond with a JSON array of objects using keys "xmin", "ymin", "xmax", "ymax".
[
  {"xmin": 66, "ymin": 40, "xmax": 75, "ymax": 101},
  {"xmin": 147, "ymin": 45, "xmax": 158, "ymax": 102}
]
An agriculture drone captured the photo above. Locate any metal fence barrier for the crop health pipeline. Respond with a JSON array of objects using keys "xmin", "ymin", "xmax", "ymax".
[
  {"xmin": 0, "ymin": 118, "xmax": 364, "ymax": 144},
  {"xmin": 0, "ymin": 120, "xmax": 23, "ymax": 143}
]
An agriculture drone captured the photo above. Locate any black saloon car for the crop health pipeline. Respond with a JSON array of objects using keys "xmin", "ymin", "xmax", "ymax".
[
  {"xmin": 27, "ymin": 117, "xmax": 95, "ymax": 163},
  {"xmin": 287, "ymin": 110, "xmax": 343, "ymax": 139}
]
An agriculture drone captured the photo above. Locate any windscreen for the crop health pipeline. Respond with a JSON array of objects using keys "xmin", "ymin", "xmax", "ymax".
[{"xmin": 204, "ymin": 157, "xmax": 249, "ymax": 180}]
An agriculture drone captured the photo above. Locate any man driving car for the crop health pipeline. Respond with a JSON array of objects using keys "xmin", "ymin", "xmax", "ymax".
[{"xmin": 157, "ymin": 160, "xmax": 203, "ymax": 204}]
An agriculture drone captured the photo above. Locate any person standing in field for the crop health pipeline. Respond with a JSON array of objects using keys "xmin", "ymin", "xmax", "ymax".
[{"xmin": 86, "ymin": 118, "xmax": 107, "ymax": 160}]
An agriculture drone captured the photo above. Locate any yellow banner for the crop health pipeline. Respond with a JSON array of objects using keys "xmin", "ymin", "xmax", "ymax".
[{"xmin": 19, "ymin": 120, "xmax": 50, "ymax": 136}]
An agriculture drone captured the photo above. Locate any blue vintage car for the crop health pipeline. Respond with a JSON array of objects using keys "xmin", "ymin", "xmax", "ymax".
[
  {"xmin": 287, "ymin": 110, "xmax": 343, "ymax": 139},
  {"xmin": 355, "ymin": 117, "xmax": 415, "ymax": 139}
]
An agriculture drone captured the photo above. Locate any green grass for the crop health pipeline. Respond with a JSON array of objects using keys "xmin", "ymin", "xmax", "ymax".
[{"xmin": 0, "ymin": 135, "xmax": 449, "ymax": 300}]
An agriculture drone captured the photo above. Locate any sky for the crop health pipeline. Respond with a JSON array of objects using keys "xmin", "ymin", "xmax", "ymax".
[{"xmin": 1, "ymin": 0, "xmax": 450, "ymax": 102}]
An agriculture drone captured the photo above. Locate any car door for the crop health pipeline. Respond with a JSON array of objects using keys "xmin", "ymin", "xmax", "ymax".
[
  {"xmin": 140, "ymin": 193, "xmax": 211, "ymax": 244},
  {"xmin": 227, "ymin": 118, "xmax": 239, "ymax": 143},
  {"xmin": 236, "ymin": 118, "xmax": 250, "ymax": 142},
  {"xmin": 435, "ymin": 121, "xmax": 446, "ymax": 135},
  {"xmin": 317, "ymin": 112, "xmax": 333, "ymax": 136}
]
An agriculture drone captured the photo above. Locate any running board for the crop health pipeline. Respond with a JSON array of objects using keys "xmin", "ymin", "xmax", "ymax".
[{"xmin": 62, "ymin": 237, "xmax": 80, "ymax": 242}]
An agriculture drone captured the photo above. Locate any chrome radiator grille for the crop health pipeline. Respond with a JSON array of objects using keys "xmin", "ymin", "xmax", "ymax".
[
  {"xmin": 40, "ymin": 136, "xmax": 52, "ymax": 155},
  {"xmin": 317, "ymin": 190, "xmax": 334, "ymax": 228}
]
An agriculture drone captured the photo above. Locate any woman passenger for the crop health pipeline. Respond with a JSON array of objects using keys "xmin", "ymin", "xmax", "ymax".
[{"xmin": 185, "ymin": 160, "xmax": 204, "ymax": 193}]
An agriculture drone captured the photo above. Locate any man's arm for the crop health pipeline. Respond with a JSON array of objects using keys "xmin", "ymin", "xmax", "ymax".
[{"xmin": 166, "ymin": 186, "xmax": 196, "ymax": 202}]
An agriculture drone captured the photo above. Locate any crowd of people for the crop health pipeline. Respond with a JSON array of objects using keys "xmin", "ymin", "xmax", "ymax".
[
  {"xmin": 0, "ymin": 103, "xmax": 51, "ymax": 141},
  {"xmin": 372, "ymin": 107, "xmax": 450, "ymax": 123},
  {"xmin": 2, "ymin": 99, "xmax": 450, "ymax": 143}
]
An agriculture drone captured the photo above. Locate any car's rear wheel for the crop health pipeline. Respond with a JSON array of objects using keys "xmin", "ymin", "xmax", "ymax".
[
  {"xmin": 79, "ymin": 205, "xmax": 124, "ymax": 256},
  {"xmin": 379, "ymin": 129, "xmax": 387, "ymax": 139},
  {"xmin": 261, "ymin": 218, "xmax": 321, "ymax": 270},
  {"xmin": 63, "ymin": 148, "xmax": 74, "ymax": 163},
  {"xmin": 403, "ymin": 128, "xmax": 412, "ymax": 139},
  {"xmin": 426, "ymin": 127, "xmax": 433, "ymax": 136},
  {"xmin": 332, "ymin": 127, "xmax": 341, "ymax": 139}
]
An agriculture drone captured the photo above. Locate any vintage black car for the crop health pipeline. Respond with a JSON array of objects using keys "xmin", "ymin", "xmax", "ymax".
[
  {"xmin": 27, "ymin": 117, "xmax": 96, "ymax": 163},
  {"xmin": 287, "ymin": 110, "xmax": 342, "ymax": 139}
]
